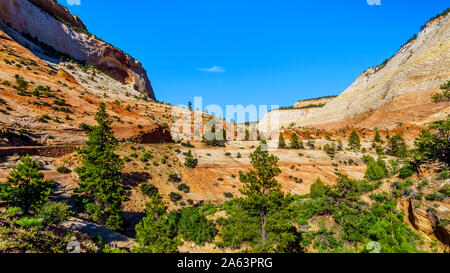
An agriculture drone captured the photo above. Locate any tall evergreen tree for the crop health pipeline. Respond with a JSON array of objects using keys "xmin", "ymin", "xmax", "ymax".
[
  {"xmin": 134, "ymin": 194, "xmax": 181, "ymax": 253},
  {"xmin": 388, "ymin": 133, "xmax": 408, "ymax": 159},
  {"xmin": 278, "ymin": 133, "xmax": 286, "ymax": 149},
  {"xmin": 290, "ymin": 132, "xmax": 301, "ymax": 149},
  {"xmin": 75, "ymin": 103, "xmax": 125, "ymax": 231},
  {"xmin": 374, "ymin": 129, "xmax": 382, "ymax": 143},
  {"xmin": 239, "ymin": 146, "xmax": 282, "ymax": 248},
  {"xmin": 1, "ymin": 155, "xmax": 52, "ymax": 214},
  {"xmin": 348, "ymin": 130, "xmax": 361, "ymax": 151},
  {"xmin": 414, "ymin": 116, "xmax": 450, "ymax": 163}
]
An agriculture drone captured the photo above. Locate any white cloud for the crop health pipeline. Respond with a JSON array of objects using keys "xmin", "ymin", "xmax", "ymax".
[{"xmin": 197, "ymin": 65, "xmax": 226, "ymax": 73}]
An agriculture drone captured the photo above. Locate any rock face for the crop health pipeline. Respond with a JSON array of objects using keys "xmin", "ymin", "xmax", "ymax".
[
  {"xmin": 258, "ymin": 108, "xmax": 320, "ymax": 133},
  {"xmin": 0, "ymin": 0, "xmax": 155, "ymax": 100},
  {"xmin": 28, "ymin": 0, "xmax": 86, "ymax": 30},
  {"xmin": 263, "ymin": 12, "xmax": 450, "ymax": 131},
  {"xmin": 293, "ymin": 97, "xmax": 336, "ymax": 109},
  {"xmin": 408, "ymin": 199, "xmax": 450, "ymax": 246}
]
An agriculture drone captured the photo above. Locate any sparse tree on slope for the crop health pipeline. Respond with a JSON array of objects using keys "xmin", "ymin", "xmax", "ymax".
[
  {"xmin": 278, "ymin": 133, "xmax": 286, "ymax": 149},
  {"xmin": 388, "ymin": 133, "xmax": 408, "ymax": 159},
  {"xmin": 348, "ymin": 130, "xmax": 361, "ymax": 151},
  {"xmin": 184, "ymin": 150, "xmax": 197, "ymax": 168},
  {"xmin": 1, "ymin": 155, "xmax": 52, "ymax": 214},
  {"xmin": 239, "ymin": 146, "xmax": 282, "ymax": 248},
  {"xmin": 134, "ymin": 194, "xmax": 181, "ymax": 253},
  {"xmin": 75, "ymin": 103, "xmax": 125, "ymax": 231},
  {"xmin": 290, "ymin": 132, "xmax": 302, "ymax": 149},
  {"xmin": 432, "ymin": 80, "xmax": 450, "ymax": 103},
  {"xmin": 374, "ymin": 129, "xmax": 382, "ymax": 143}
]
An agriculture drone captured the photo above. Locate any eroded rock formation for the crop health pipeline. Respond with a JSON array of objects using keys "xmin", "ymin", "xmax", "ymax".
[
  {"xmin": 0, "ymin": 0, "xmax": 155, "ymax": 99},
  {"xmin": 299, "ymin": 13, "xmax": 450, "ymax": 129}
]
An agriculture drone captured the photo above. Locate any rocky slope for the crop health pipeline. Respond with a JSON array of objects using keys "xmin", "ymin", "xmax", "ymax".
[
  {"xmin": 0, "ymin": 0, "xmax": 155, "ymax": 99},
  {"xmin": 260, "ymin": 11, "xmax": 450, "ymax": 132},
  {"xmin": 293, "ymin": 96, "xmax": 336, "ymax": 109}
]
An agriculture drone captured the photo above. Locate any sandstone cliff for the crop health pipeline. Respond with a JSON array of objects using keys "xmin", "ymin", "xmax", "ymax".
[
  {"xmin": 0, "ymin": 0, "xmax": 155, "ymax": 99},
  {"xmin": 28, "ymin": 0, "xmax": 86, "ymax": 30},
  {"xmin": 260, "ymin": 10, "xmax": 450, "ymax": 132},
  {"xmin": 299, "ymin": 11, "xmax": 450, "ymax": 129},
  {"xmin": 293, "ymin": 96, "xmax": 336, "ymax": 109}
]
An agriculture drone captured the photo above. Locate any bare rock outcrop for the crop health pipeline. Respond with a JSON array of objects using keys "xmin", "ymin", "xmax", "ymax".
[
  {"xmin": 271, "ymin": 11, "xmax": 450, "ymax": 131},
  {"xmin": 28, "ymin": 0, "xmax": 86, "ymax": 30},
  {"xmin": 293, "ymin": 96, "xmax": 336, "ymax": 109},
  {"xmin": 407, "ymin": 198, "xmax": 450, "ymax": 246},
  {"xmin": 0, "ymin": 0, "xmax": 155, "ymax": 99},
  {"xmin": 312, "ymin": 12, "xmax": 449, "ymax": 129}
]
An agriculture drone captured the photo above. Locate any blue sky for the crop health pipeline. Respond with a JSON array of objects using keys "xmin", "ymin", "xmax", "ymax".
[{"xmin": 60, "ymin": 0, "xmax": 448, "ymax": 121}]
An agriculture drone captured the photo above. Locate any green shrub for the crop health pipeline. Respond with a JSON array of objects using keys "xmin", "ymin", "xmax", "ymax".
[
  {"xmin": 181, "ymin": 142, "xmax": 195, "ymax": 148},
  {"xmin": 1, "ymin": 155, "xmax": 52, "ymax": 214},
  {"xmin": 37, "ymin": 201, "xmax": 71, "ymax": 225},
  {"xmin": 426, "ymin": 192, "xmax": 442, "ymax": 201},
  {"xmin": 141, "ymin": 183, "xmax": 158, "ymax": 198},
  {"xmin": 184, "ymin": 150, "xmax": 196, "ymax": 168},
  {"xmin": 56, "ymin": 166, "xmax": 71, "ymax": 174},
  {"xmin": 169, "ymin": 192, "xmax": 182, "ymax": 203},
  {"xmin": 14, "ymin": 74, "xmax": 29, "ymax": 92},
  {"xmin": 418, "ymin": 179, "xmax": 429, "ymax": 190},
  {"xmin": 178, "ymin": 183, "xmax": 190, "ymax": 193},
  {"xmin": 6, "ymin": 206, "xmax": 22, "ymax": 216},
  {"xmin": 364, "ymin": 156, "xmax": 388, "ymax": 181},
  {"xmin": 439, "ymin": 184, "xmax": 450, "ymax": 197},
  {"xmin": 437, "ymin": 170, "xmax": 449, "ymax": 180},
  {"xmin": 224, "ymin": 192, "xmax": 234, "ymax": 199},
  {"xmin": 310, "ymin": 177, "xmax": 330, "ymax": 198},
  {"xmin": 140, "ymin": 152, "xmax": 152, "ymax": 162},
  {"xmin": 177, "ymin": 208, "xmax": 217, "ymax": 245},
  {"xmin": 199, "ymin": 203, "xmax": 217, "ymax": 215},
  {"xmin": 398, "ymin": 163, "xmax": 416, "ymax": 179},
  {"xmin": 168, "ymin": 174, "xmax": 182, "ymax": 183},
  {"xmin": 16, "ymin": 217, "xmax": 43, "ymax": 228}
]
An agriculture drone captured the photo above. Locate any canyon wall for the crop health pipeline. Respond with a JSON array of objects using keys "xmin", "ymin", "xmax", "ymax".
[
  {"xmin": 260, "ymin": 11, "xmax": 450, "ymax": 132},
  {"xmin": 297, "ymin": 12, "xmax": 450, "ymax": 129},
  {"xmin": 0, "ymin": 0, "xmax": 155, "ymax": 99}
]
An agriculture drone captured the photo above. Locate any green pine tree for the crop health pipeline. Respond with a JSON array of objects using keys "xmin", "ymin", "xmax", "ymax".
[
  {"xmin": 290, "ymin": 132, "xmax": 301, "ymax": 149},
  {"xmin": 1, "ymin": 155, "xmax": 52, "ymax": 214},
  {"xmin": 239, "ymin": 146, "xmax": 282, "ymax": 250},
  {"xmin": 364, "ymin": 156, "xmax": 388, "ymax": 181},
  {"xmin": 348, "ymin": 130, "xmax": 361, "ymax": 151},
  {"xmin": 310, "ymin": 177, "xmax": 330, "ymax": 198},
  {"xmin": 374, "ymin": 129, "xmax": 382, "ymax": 143},
  {"xmin": 388, "ymin": 133, "xmax": 408, "ymax": 159},
  {"xmin": 231, "ymin": 146, "xmax": 302, "ymax": 253},
  {"xmin": 184, "ymin": 150, "xmax": 196, "ymax": 168},
  {"xmin": 75, "ymin": 103, "xmax": 125, "ymax": 231},
  {"xmin": 278, "ymin": 133, "xmax": 286, "ymax": 149},
  {"xmin": 134, "ymin": 194, "xmax": 181, "ymax": 253},
  {"xmin": 414, "ymin": 116, "xmax": 449, "ymax": 162},
  {"xmin": 432, "ymin": 80, "xmax": 450, "ymax": 103}
]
